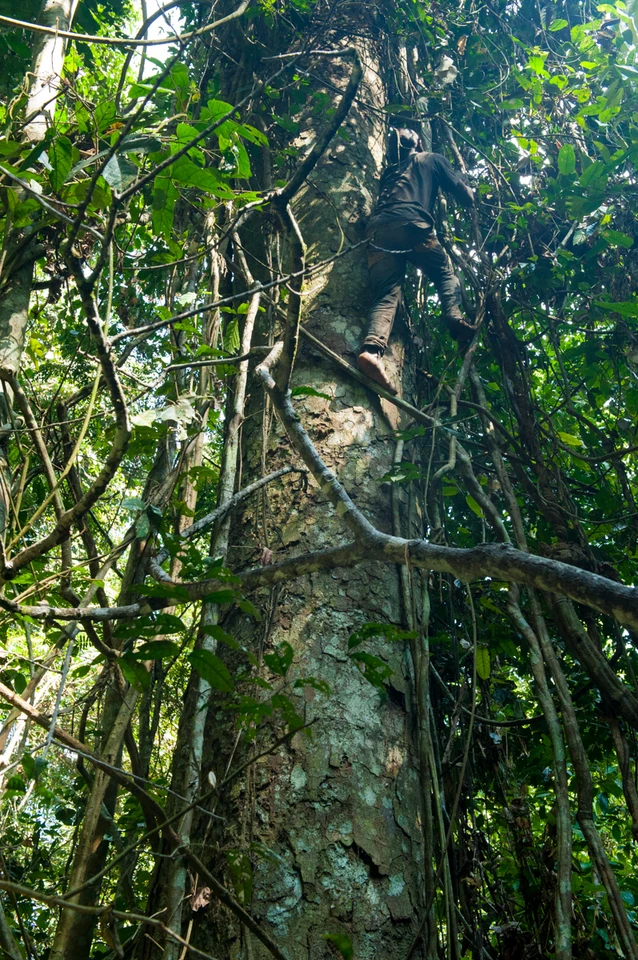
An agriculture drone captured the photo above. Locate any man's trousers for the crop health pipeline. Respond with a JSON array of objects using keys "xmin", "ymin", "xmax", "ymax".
[{"xmin": 362, "ymin": 219, "xmax": 463, "ymax": 354}]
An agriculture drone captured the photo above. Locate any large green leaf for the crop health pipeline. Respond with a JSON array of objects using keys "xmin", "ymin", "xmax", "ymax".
[
  {"xmin": 476, "ymin": 647, "xmax": 491, "ymax": 681},
  {"xmin": 169, "ymin": 155, "xmax": 234, "ymax": 198},
  {"xmin": 558, "ymin": 143, "xmax": 576, "ymax": 175},
  {"xmin": 103, "ymin": 154, "xmax": 139, "ymax": 192},
  {"xmin": 152, "ymin": 174, "xmax": 178, "ymax": 239},
  {"xmin": 48, "ymin": 137, "xmax": 73, "ymax": 192},
  {"xmin": 187, "ymin": 649, "xmax": 234, "ymax": 692},
  {"xmin": 120, "ymin": 657, "xmax": 151, "ymax": 690}
]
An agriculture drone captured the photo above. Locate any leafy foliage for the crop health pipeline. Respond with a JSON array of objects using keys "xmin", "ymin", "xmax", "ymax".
[{"xmin": 0, "ymin": 0, "xmax": 638, "ymax": 957}]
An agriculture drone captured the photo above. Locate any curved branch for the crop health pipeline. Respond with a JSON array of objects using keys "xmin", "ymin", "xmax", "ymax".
[
  {"xmin": 0, "ymin": 1, "xmax": 249, "ymax": 48},
  {"xmin": 3, "ymin": 269, "xmax": 131, "ymax": 574},
  {"xmin": 0, "ymin": 682, "xmax": 291, "ymax": 960},
  {"xmin": 255, "ymin": 343, "xmax": 638, "ymax": 631}
]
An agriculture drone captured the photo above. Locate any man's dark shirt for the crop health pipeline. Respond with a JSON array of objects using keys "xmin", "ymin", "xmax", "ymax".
[{"xmin": 368, "ymin": 151, "xmax": 473, "ymax": 230}]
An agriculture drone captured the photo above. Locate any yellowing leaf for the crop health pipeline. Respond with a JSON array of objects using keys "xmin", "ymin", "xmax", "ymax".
[
  {"xmin": 476, "ymin": 647, "xmax": 491, "ymax": 681},
  {"xmin": 557, "ymin": 431, "xmax": 583, "ymax": 446},
  {"xmin": 466, "ymin": 495, "xmax": 484, "ymax": 517}
]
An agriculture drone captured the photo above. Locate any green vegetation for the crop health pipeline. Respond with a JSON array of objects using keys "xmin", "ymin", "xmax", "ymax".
[{"xmin": 0, "ymin": 0, "xmax": 638, "ymax": 957}]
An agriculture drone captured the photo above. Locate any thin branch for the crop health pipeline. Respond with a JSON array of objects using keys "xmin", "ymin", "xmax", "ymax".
[
  {"xmin": 254, "ymin": 343, "xmax": 638, "ymax": 631},
  {"xmin": 165, "ymin": 346, "xmax": 271, "ymax": 372},
  {"xmin": 110, "ymin": 243, "xmax": 369, "ymax": 346},
  {"xmin": 0, "ymin": 166, "xmax": 104, "ymax": 240},
  {"xmin": 0, "ymin": 683, "xmax": 291, "ymax": 960},
  {"xmin": 0, "ymin": 1, "xmax": 250, "ymax": 48},
  {"xmin": 4, "ymin": 266, "xmax": 131, "ymax": 573},
  {"xmin": 154, "ymin": 465, "xmax": 306, "ymax": 566},
  {"xmin": 0, "ymin": 879, "xmax": 223, "ymax": 960}
]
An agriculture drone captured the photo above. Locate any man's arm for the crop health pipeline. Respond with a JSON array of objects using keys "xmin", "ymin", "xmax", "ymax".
[{"xmin": 434, "ymin": 154, "xmax": 475, "ymax": 207}]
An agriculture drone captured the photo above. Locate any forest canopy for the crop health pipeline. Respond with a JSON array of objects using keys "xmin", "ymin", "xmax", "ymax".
[{"xmin": 0, "ymin": 0, "xmax": 638, "ymax": 959}]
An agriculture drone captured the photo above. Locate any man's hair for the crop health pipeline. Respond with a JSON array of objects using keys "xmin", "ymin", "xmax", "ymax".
[
  {"xmin": 397, "ymin": 128, "xmax": 420, "ymax": 151},
  {"xmin": 387, "ymin": 127, "xmax": 421, "ymax": 165}
]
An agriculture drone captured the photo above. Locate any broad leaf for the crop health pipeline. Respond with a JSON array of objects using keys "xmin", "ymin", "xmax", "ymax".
[
  {"xmin": 187, "ymin": 649, "xmax": 234, "ymax": 692},
  {"xmin": 476, "ymin": 647, "xmax": 491, "ymax": 681},
  {"xmin": 48, "ymin": 137, "xmax": 73, "ymax": 191},
  {"xmin": 103, "ymin": 154, "xmax": 139, "ymax": 192}
]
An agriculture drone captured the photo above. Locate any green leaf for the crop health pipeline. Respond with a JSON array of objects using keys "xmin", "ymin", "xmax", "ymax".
[
  {"xmin": 202, "ymin": 623, "xmax": 243, "ymax": 651},
  {"xmin": 120, "ymin": 657, "xmax": 151, "ymax": 690},
  {"xmin": 133, "ymin": 640, "xmax": 180, "ymax": 660},
  {"xmin": 202, "ymin": 99, "xmax": 235, "ymax": 123},
  {"xmin": 602, "ymin": 230, "xmax": 634, "ymax": 249},
  {"xmin": 558, "ymin": 143, "xmax": 576, "ymax": 175},
  {"xmin": 122, "ymin": 497, "xmax": 146, "ymax": 511},
  {"xmin": 323, "ymin": 933, "xmax": 353, "ymax": 960},
  {"xmin": 476, "ymin": 646, "xmax": 491, "ymax": 681},
  {"xmin": 135, "ymin": 512, "xmax": 151, "ymax": 539},
  {"xmin": 348, "ymin": 622, "xmax": 416, "ymax": 649},
  {"xmin": 94, "ymin": 101, "xmax": 117, "ymax": 133},
  {"xmin": 203, "ymin": 589, "xmax": 236, "ymax": 605},
  {"xmin": 169, "ymin": 155, "xmax": 234, "ymax": 198},
  {"xmin": 557, "ymin": 431, "xmax": 583, "ymax": 446},
  {"xmin": 465, "ymin": 495, "xmax": 484, "ymax": 517},
  {"xmin": 549, "ymin": 18, "xmax": 568, "ymax": 31},
  {"xmin": 152, "ymin": 174, "xmax": 178, "ymax": 240},
  {"xmin": 290, "ymin": 386, "xmax": 331, "ymax": 400},
  {"xmin": 187, "ymin": 649, "xmax": 234, "ymax": 692},
  {"xmin": 271, "ymin": 693, "xmax": 304, "ymax": 730},
  {"xmin": 237, "ymin": 123, "xmax": 268, "ymax": 146},
  {"xmin": 49, "ymin": 137, "xmax": 73, "ymax": 191},
  {"xmin": 594, "ymin": 300, "xmax": 638, "ymax": 317},
  {"xmin": 238, "ymin": 598, "xmax": 261, "ymax": 621},
  {"xmin": 23, "ymin": 755, "xmax": 46, "ymax": 782},
  {"xmin": 120, "ymin": 134, "xmax": 163, "ymax": 154},
  {"xmin": 103, "ymin": 154, "xmax": 139, "ymax": 192},
  {"xmin": 170, "ymin": 61, "xmax": 190, "ymax": 91},
  {"xmin": 152, "ymin": 613, "xmax": 186, "ymax": 633},
  {"xmin": 136, "ymin": 581, "xmax": 191, "ymax": 601},
  {"xmin": 223, "ymin": 317, "xmax": 241, "ymax": 354},
  {"xmin": 264, "ymin": 641, "xmax": 294, "ymax": 677},
  {"xmin": 579, "ymin": 160, "xmax": 606, "ymax": 187},
  {"xmin": 33, "ymin": 757, "xmax": 48, "ymax": 780},
  {"xmin": 6, "ymin": 775, "xmax": 25, "ymax": 794},
  {"xmin": 350, "ymin": 650, "xmax": 392, "ymax": 689},
  {"xmin": 226, "ymin": 850, "xmax": 253, "ymax": 904}
]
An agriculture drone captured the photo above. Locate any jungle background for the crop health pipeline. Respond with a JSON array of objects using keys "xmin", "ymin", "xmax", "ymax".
[{"xmin": 0, "ymin": 0, "xmax": 638, "ymax": 958}]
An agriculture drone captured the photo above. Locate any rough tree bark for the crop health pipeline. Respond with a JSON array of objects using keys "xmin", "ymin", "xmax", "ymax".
[{"xmin": 192, "ymin": 29, "xmax": 429, "ymax": 960}]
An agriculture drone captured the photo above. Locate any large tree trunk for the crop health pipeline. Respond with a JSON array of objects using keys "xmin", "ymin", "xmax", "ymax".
[
  {"xmin": 23, "ymin": 0, "xmax": 79, "ymax": 144},
  {"xmin": 192, "ymin": 38, "xmax": 428, "ymax": 960}
]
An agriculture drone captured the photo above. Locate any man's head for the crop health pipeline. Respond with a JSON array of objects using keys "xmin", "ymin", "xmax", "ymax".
[
  {"xmin": 397, "ymin": 128, "xmax": 420, "ymax": 153},
  {"xmin": 387, "ymin": 127, "xmax": 422, "ymax": 165}
]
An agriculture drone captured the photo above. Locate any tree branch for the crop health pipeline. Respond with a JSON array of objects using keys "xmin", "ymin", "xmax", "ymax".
[
  {"xmin": 0, "ymin": 682, "xmax": 291, "ymax": 960},
  {"xmin": 0, "ymin": 1, "xmax": 250, "ymax": 48}
]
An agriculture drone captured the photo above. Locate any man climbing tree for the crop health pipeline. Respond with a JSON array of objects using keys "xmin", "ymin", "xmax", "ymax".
[
  {"xmin": 3, "ymin": 2, "xmax": 638, "ymax": 959},
  {"xmin": 358, "ymin": 127, "xmax": 476, "ymax": 393}
]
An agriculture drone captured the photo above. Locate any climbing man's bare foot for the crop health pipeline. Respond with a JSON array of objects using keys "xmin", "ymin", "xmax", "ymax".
[
  {"xmin": 357, "ymin": 350, "xmax": 398, "ymax": 395},
  {"xmin": 447, "ymin": 313, "xmax": 478, "ymax": 350}
]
